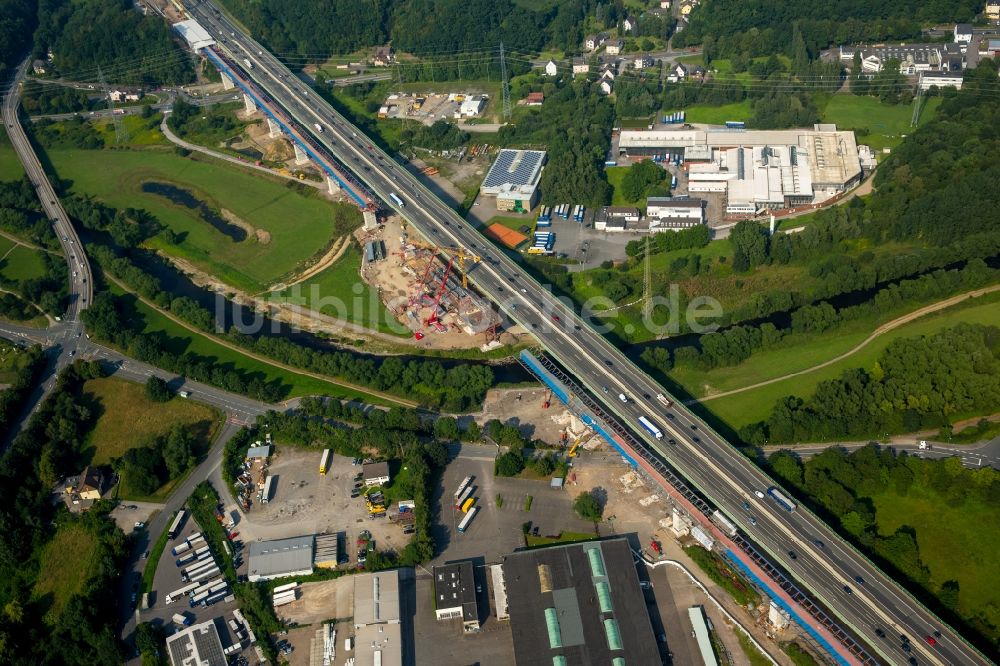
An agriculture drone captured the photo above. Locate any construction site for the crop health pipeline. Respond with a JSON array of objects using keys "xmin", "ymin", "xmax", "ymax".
[{"xmin": 357, "ymin": 214, "xmax": 513, "ymax": 350}]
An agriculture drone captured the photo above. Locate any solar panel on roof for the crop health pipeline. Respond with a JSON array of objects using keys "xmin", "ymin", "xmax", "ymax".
[{"xmin": 483, "ymin": 150, "xmax": 545, "ymax": 188}]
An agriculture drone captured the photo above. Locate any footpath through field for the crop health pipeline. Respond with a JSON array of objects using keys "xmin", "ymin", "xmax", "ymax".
[{"xmin": 695, "ymin": 284, "xmax": 1000, "ymax": 404}]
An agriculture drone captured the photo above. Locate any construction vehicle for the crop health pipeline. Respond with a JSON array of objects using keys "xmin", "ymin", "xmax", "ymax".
[
  {"xmin": 650, "ymin": 539, "xmax": 662, "ymax": 555},
  {"xmin": 542, "ymin": 390, "xmax": 551, "ymax": 409},
  {"xmin": 567, "ymin": 437, "xmax": 583, "ymax": 458}
]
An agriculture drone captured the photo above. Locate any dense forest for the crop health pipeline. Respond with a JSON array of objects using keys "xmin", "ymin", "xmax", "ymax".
[
  {"xmin": 33, "ymin": 0, "xmax": 193, "ymax": 86},
  {"xmin": 742, "ymin": 324, "xmax": 1000, "ymax": 443},
  {"xmin": 767, "ymin": 444, "xmax": 1000, "ymax": 645},
  {"xmin": 0, "ymin": 0, "xmax": 36, "ymax": 82},
  {"xmin": 675, "ymin": 0, "xmax": 979, "ymax": 57},
  {"xmin": 0, "ymin": 361, "xmax": 127, "ymax": 665}
]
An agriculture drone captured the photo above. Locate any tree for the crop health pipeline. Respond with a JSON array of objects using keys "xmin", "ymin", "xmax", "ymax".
[
  {"xmin": 424, "ymin": 440, "xmax": 448, "ymax": 468},
  {"xmin": 573, "ymin": 490, "xmax": 603, "ymax": 522},
  {"xmin": 494, "ymin": 451, "xmax": 525, "ymax": 477},
  {"xmin": 463, "ymin": 420, "xmax": 482, "ymax": 441},
  {"xmin": 135, "ymin": 622, "xmax": 162, "ymax": 665},
  {"xmin": 161, "ymin": 424, "xmax": 196, "ymax": 478},
  {"xmin": 433, "ymin": 416, "xmax": 461, "ymax": 442},
  {"xmin": 939, "ymin": 580, "xmax": 960, "ymax": 610},
  {"xmin": 620, "ymin": 159, "xmax": 665, "ymax": 202},
  {"xmin": 144, "ymin": 376, "xmax": 171, "ymax": 402},
  {"xmin": 729, "ymin": 220, "xmax": 769, "ymax": 271}
]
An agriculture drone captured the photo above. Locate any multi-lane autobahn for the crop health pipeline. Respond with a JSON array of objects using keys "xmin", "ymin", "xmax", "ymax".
[{"xmin": 183, "ymin": 3, "xmax": 988, "ymax": 663}]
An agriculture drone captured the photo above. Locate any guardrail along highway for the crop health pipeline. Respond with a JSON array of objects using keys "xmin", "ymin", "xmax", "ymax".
[{"xmin": 181, "ymin": 2, "xmax": 990, "ymax": 664}]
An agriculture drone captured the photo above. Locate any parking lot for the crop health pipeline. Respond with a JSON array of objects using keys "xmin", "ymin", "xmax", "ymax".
[
  {"xmin": 430, "ymin": 444, "xmax": 598, "ymax": 565},
  {"xmin": 235, "ymin": 449, "xmax": 412, "ymax": 565},
  {"xmin": 142, "ymin": 518, "xmax": 253, "ymax": 660},
  {"xmin": 546, "ymin": 213, "xmax": 637, "ymax": 269}
]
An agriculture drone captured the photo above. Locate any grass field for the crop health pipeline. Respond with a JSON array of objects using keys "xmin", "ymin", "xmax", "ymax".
[
  {"xmin": 0, "ymin": 339, "xmax": 33, "ymax": 383},
  {"xmin": 272, "ymin": 244, "xmax": 407, "ymax": 337},
  {"xmin": 702, "ymin": 295, "xmax": 1000, "ymax": 429},
  {"xmin": 93, "ymin": 113, "xmax": 168, "ymax": 147},
  {"xmin": 82, "ymin": 376, "xmax": 222, "ymax": 467},
  {"xmin": 0, "ymin": 126, "xmax": 24, "ymax": 181},
  {"xmin": 680, "ymin": 100, "xmax": 754, "ymax": 125},
  {"xmin": 525, "ymin": 531, "xmax": 596, "ymax": 548},
  {"xmin": 869, "ymin": 487, "xmax": 1000, "ymax": 642},
  {"xmin": 605, "ymin": 165, "xmax": 669, "ymax": 207},
  {"xmin": 0, "ymin": 243, "xmax": 48, "ymax": 283},
  {"xmin": 116, "ymin": 286, "xmax": 391, "ymax": 402},
  {"xmin": 46, "ymin": 149, "xmax": 341, "ymax": 292},
  {"xmin": 820, "ymin": 95, "xmax": 942, "ymax": 151},
  {"xmin": 33, "ymin": 525, "xmax": 99, "ymax": 623}
]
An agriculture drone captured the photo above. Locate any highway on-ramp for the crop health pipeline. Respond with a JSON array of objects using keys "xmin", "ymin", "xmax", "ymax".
[{"xmin": 183, "ymin": 3, "xmax": 989, "ymax": 664}]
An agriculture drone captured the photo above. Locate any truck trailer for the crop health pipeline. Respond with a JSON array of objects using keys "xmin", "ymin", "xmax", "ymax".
[
  {"xmin": 457, "ymin": 506, "xmax": 478, "ymax": 533},
  {"xmin": 173, "ymin": 613, "xmax": 192, "ymax": 627}
]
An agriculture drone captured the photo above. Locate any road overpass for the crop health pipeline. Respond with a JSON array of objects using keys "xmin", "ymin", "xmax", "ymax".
[{"xmin": 180, "ymin": 2, "xmax": 989, "ymax": 664}]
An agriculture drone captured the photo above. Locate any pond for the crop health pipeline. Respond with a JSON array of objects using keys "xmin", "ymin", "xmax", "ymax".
[{"xmin": 140, "ymin": 181, "xmax": 247, "ymax": 242}]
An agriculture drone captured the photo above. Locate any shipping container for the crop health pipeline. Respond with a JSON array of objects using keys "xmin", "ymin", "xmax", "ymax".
[
  {"xmin": 173, "ymin": 613, "xmax": 192, "ymax": 627},
  {"xmin": 202, "ymin": 591, "xmax": 227, "ymax": 607},
  {"xmin": 189, "ymin": 591, "xmax": 210, "ymax": 607},
  {"xmin": 189, "ymin": 567, "xmax": 221, "ymax": 584},
  {"xmin": 262, "ymin": 475, "xmax": 275, "ymax": 503},
  {"xmin": 171, "ymin": 541, "xmax": 191, "ymax": 557},
  {"xmin": 175, "ymin": 552, "xmax": 196, "ymax": 567},
  {"xmin": 273, "ymin": 582, "xmax": 299, "ymax": 595}
]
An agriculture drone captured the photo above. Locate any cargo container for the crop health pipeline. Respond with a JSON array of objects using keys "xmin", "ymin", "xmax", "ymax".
[
  {"xmin": 173, "ymin": 613, "xmax": 192, "ymax": 627},
  {"xmin": 202, "ymin": 591, "xmax": 227, "ymax": 607},
  {"xmin": 190, "ymin": 590, "xmax": 210, "ymax": 607},
  {"xmin": 461, "ymin": 497, "xmax": 476, "ymax": 513},
  {"xmin": 168, "ymin": 510, "xmax": 186, "ymax": 539},
  {"xmin": 187, "ymin": 534, "xmax": 205, "ymax": 547},
  {"xmin": 165, "ymin": 582, "xmax": 200, "ymax": 604},
  {"xmin": 457, "ymin": 506, "xmax": 478, "ymax": 532},
  {"xmin": 171, "ymin": 541, "xmax": 191, "ymax": 557},
  {"xmin": 320, "ymin": 449, "xmax": 331, "ymax": 475},
  {"xmin": 175, "ymin": 552, "xmax": 196, "ymax": 567},
  {"xmin": 262, "ymin": 475, "xmax": 275, "ymax": 503},
  {"xmin": 710, "ymin": 510, "xmax": 738, "ymax": 537},
  {"xmin": 273, "ymin": 582, "xmax": 299, "ymax": 595},
  {"xmin": 194, "ymin": 545, "xmax": 210, "ymax": 556},
  {"xmin": 189, "ymin": 566, "xmax": 220, "ymax": 584},
  {"xmin": 725, "ymin": 121, "xmax": 745, "ymax": 129}
]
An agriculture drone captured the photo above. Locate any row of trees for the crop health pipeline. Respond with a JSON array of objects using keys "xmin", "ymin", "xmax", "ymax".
[
  {"xmin": 401, "ymin": 120, "xmax": 469, "ymax": 151},
  {"xmin": 0, "ymin": 361, "xmax": 128, "ymax": 664},
  {"xmin": 767, "ymin": 444, "xmax": 1000, "ymax": 643},
  {"xmin": 0, "ymin": 0, "xmax": 35, "ymax": 83},
  {"xmin": 0, "ymin": 343, "xmax": 44, "ymax": 434},
  {"xmin": 742, "ymin": 324, "xmax": 1000, "ymax": 444}
]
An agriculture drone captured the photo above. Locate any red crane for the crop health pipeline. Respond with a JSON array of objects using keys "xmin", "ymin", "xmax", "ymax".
[{"xmin": 423, "ymin": 255, "xmax": 456, "ymax": 326}]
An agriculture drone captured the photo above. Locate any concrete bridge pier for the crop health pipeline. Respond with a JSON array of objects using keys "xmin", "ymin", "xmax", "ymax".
[
  {"xmin": 293, "ymin": 143, "xmax": 309, "ymax": 165},
  {"xmin": 221, "ymin": 73, "xmax": 235, "ymax": 91},
  {"xmin": 266, "ymin": 117, "xmax": 281, "ymax": 138},
  {"xmin": 327, "ymin": 176, "xmax": 340, "ymax": 195},
  {"xmin": 243, "ymin": 94, "xmax": 256, "ymax": 114}
]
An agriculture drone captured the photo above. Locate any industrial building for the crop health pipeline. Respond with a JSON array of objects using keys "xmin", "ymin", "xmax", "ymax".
[
  {"xmin": 247, "ymin": 535, "xmax": 314, "ymax": 582},
  {"xmin": 838, "ymin": 43, "xmax": 964, "ymax": 74},
  {"xmin": 646, "ymin": 197, "xmax": 705, "ymax": 230},
  {"xmin": 618, "ymin": 125, "xmax": 862, "ymax": 215},
  {"xmin": 688, "ymin": 606, "xmax": 718, "ymax": 666},
  {"xmin": 500, "ymin": 538, "xmax": 660, "ymax": 665},
  {"xmin": 455, "ymin": 95, "xmax": 487, "ymax": 119},
  {"xmin": 363, "ymin": 462, "xmax": 391, "ymax": 487},
  {"xmin": 594, "ymin": 206, "xmax": 640, "ymax": 231},
  {"xmin": 166, "ymin": 619, "xmax": 226, "ymax": 666},
  {"xmin": 354, "ymin": 570, "xmax": 403, "ymax": 666},
  {"xmin": 433, "ymin": 561, "xmax": 479, "ymax": 631},
  {"xmin": 480, "ymin": 149, "xmax": 547, "ymax": 212},
  {"xmin": 918, "ymin": 71, "xmax": 965, "ymax": 90}
]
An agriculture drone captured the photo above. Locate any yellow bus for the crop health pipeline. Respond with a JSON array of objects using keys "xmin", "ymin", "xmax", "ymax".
[
  {"xmin": 319, "ymin": 449, "xmax": 331, "ymax": 475},
  {"xmin": 461, "ymin": 497, "xmax": 476, "ymax": 513}
]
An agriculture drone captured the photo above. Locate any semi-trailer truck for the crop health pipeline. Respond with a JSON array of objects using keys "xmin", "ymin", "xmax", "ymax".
[
  {"xmin": 242, "ymin": 58, "xmax": 254, "ymax": 70},
  {"xmin": 171, "ymin": 541, "xmax": 191, "ymax": 557},
  {"xmin": 638, "ymin": 416, "xmax": 663, "ymax": 440}
]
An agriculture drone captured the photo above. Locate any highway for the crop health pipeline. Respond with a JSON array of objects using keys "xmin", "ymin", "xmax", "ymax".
[
  {"xmin": 184, "ymin": 3, "xmax": 990, "ymax": 664},
  {"xmin": 1, "ymin": 57, "xmax": 93, "ymax": 438}
]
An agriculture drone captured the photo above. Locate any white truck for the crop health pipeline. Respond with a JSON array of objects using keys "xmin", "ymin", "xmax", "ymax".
[
  {"xmin": 314, "ymin": 122, "xmax": 324, "ymax": 133},
  {"xmin": 242, "ymin": 58, "xmax": 254, "ymax": 70}
]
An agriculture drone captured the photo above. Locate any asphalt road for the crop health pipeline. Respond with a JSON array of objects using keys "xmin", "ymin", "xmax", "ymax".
[
  {"xmin": 185, "ymin": 2, "xmax": 990, "ymax": 663},
  {"xmin": 1, "ymin": 57, "xmax": 92, "ymax": 440}
]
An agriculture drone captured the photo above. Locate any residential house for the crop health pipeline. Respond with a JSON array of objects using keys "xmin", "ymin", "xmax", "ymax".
[
  {"xmin": 584, "ymin": 33, "xmax": 607, "ymax": 51},
  {"xmin": 372, "ymin": 45, "xmax": 395, "ymax": 67},
  {"xmin": 660, "ymin": 0, "xmax": 672, "ymax": 9},
  {"xmin": 599, "ymin": 63, "xmax": 617, "ymax": 82},
  {"xmin": 65, "ymin": 466, "xmax": 106, "ymax": 501},
  {"xmin": 598, "ymin": 78, "xmax": 614, "ymax": 95},
  {"xmin": 525, "ymin": 92, "xmax": 544, "ymax": 106},
  {"xmin": 667, "ymin": 62, "xmax": 688, "ymax": 83},
  {"xmin": 680, "ymin": 2, "xmax": 695, "ymax": 17},
  {"xmin": 691, "ymin": 64, "xmax": 707, "ymax": 79},
  {"xmin": 544, "ymin": 59, "xmax": 559, "ymax": 76},
  {"xmin": 979, "ymin": 38, "xmax": 1000, "ymax": 58},
  {"xmin": 363, "ymin": 462, "xmax": 391, "ymax": 487},
  {"xmin": 605, "ymin": 38, "xmax": 625, "ymax": 55},
  {"xmin": 622, "ymin": 15, "xmax": 637, "ymax": 33},
  {"xmin": 109, "ymin": 89, "xmax": 141, "ymax": 103},
  {"xmin": 954, "ymin": 23, "xmax": 973, "ymax": 44},
  {"xmin": 31, "ymin": 59, "xmax": 47, "ymax": 75},
  {"xmin": 572, "ymin": 57, "xmax": 590, "ymax": 75},
  {"xmin": 987, "ymin": 1, "xmax": 1000, "ymax": 22},
  {"xmin": 634, "ymin": 55, "xmax": 655, "ymax": 69}
]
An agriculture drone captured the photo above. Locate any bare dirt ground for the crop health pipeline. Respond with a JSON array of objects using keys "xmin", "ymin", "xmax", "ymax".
[
  {"xmin": 475, "ymin": 387, "xmax": 600, "ymax": 447},
  {"xmin": 276, "ymin": 576, "xmax": 355, "ymax": 626},
  {"xmin": 220, "ymin": 208, "xmax": 270, "ymax": 244}
]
